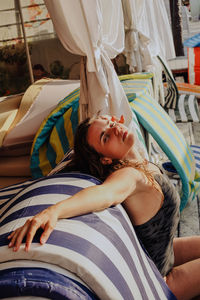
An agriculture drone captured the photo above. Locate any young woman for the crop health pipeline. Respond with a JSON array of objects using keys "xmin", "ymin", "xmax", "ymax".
[{"xmin": 8, "ymin": 114, "xmax": 200, "ymax": 300}]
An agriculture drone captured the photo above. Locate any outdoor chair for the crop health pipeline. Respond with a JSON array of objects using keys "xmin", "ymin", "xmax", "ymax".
[{"xmin": 157, "ymin": 55, "xmax": 200, "ymax": 124}]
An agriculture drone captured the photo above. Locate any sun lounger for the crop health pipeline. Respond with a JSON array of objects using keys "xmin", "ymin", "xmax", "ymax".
[{"xmin": 0, "ymin": 74, "xmax": 199, "ymax": 299}]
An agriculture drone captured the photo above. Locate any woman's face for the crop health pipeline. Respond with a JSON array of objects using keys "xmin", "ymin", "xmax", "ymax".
[{"xmin": 87, "ymin": 115, "xmax": 135, "ymax": 160}]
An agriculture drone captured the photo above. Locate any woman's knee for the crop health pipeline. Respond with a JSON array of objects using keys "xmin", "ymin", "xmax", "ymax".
[
  {"xmin": 166, "ymin": 267, "xmax": 190, "ymax": 300},
  {"xmin": 173, "ymin": 236, "xmax": 200, "ymax": 266}
]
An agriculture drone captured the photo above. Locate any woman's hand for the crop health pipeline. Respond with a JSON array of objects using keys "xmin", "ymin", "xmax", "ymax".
[{"xmin": 7, "ymin": 205, "xmax": 59, "ymax": 252}]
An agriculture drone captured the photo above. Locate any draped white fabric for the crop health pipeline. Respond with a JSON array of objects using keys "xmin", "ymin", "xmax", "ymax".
[
  {"xmin": 122, "ymin": 0, "xmax": 175, "ymax": 105},
  {"xmin": 145, "ymin": 0, "xmax": 175, "ymax": 60},
  {"xmin": 122, "ymin": 0, "xmax": 152, "ymax": 72},
  {"xmin": 44, "ymin": 0, "xmax": 133, "ymax": 127},
  {"xmin": 122, "ymin": 0, "xmax": 175, "ymax": 73}
]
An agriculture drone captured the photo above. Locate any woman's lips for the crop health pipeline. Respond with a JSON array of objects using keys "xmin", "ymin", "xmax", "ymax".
[{"xmin": 123, "ymin": 131, "xmax": 128, "ymax": 141}]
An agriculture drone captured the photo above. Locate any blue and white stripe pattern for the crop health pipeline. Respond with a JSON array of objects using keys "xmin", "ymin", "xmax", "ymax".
[
  {"xmin": 190, "ymin": 145, "xmax": 200, "ymax": 200},
  {"xmin": 0, "ymin": 173, "xmax": 176, "ymax": 299},
  {"xmin": 191, "ymin": 145, "xmax": 200, "ymax": 172}
]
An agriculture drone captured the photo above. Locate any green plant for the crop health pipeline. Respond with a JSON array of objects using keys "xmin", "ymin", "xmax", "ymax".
[{"xmin": 0, "ymin": 42, "xmax": 31, "ymax": 65}]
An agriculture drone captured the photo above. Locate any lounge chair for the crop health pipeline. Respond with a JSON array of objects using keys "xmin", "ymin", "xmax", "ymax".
[{"xmin": 0, "ymin": 75, "xmax": 199, "ymax": 299}]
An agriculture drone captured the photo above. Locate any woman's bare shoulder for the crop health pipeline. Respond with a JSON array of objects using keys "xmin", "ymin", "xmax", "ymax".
[
  {"xmin": 103, "ymin": 166, "xmax": 144, "ymax": 197},
  {"xmin": 106, "ymin": 166, "xmax": 143, "ymax": 182}
]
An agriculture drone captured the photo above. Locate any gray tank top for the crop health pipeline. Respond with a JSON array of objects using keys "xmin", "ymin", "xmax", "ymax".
[{"xmin": 134, "ymin": 172, "xmax": 180, "ymax": 276}]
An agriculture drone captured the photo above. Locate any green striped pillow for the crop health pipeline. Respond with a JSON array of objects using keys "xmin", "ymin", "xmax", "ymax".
[{"xmin": 123, "ymin": 84, "xmax": 198, "ymax": 211}]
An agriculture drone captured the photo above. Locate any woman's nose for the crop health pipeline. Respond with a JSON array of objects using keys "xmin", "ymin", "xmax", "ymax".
[
  {"xmin": 108, "ymin": 123, "xmax": 119, "ymax": 135},
  {"xmin": 110, "ymin": 121, "xmax": 117, "ymax": 128}
]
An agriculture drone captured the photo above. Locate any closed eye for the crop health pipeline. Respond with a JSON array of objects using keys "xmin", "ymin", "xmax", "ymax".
[{"xmin": 103, "ymin": 133, "xmax": 110, "ymax": 143}]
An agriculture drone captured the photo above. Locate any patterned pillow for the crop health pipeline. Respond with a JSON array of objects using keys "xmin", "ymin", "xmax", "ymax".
[{"xmin": 30, "ymin": 88, "xmax": 80, "ymax": 178}]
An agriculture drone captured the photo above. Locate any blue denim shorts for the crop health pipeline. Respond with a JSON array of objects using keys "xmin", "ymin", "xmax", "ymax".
[{"xmin": 0, "ymin": 267, "xmax": 98, "ymax": 300}]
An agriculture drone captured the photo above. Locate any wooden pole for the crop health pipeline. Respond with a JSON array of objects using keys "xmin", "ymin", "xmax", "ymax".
[
  {"xmin": 169, "ymin": 0, "xmax": 184, "ymax": 56},
  {"xmin": 17, "ymin": 0, "xmax": 34, "ymax": 83}
]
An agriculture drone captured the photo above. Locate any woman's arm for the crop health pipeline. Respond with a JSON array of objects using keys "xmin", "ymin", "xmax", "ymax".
[{"xmin": 8, "ymin": 167, "xmax": 141, "ymax": 251}]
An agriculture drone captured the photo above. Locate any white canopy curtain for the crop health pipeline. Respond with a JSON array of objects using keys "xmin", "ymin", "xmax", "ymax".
[
  {"xmin": 44, "ymin": 0, "xmax": 134, "ymax": 128},
  {"xmin": 122, "ymin": 0, "xmax": 175, "ymax": 73},
  {"xmin": 121, "ymin": 0, "xmax": 152, "ymax": 73},
  {"xmin": 122, "ymin": 0, "xmax": 176, "ymax": 105},
  {"xmin": 144, "ymin": 0, "xmax": 175, "ymax": 60}
]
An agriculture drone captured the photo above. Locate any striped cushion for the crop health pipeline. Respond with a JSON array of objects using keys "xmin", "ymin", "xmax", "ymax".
[
  {"xmin": 0, "ymin": 174, "xmax": 176, "ymax": 300},
  {"xmin": 166, "ymin": 94, "xmax": 200, "ymax": 123},
  {"xmin": 47, "ymin": 148, "xmax": 74, "ymax": 176},
  {"xmin": 190, "ymin": 145, "xmax": 200, "ymax": 200},
  {"xmin": 123, "ymin": 83, "xmax": 199, "ymax": 211},
  {"xmin": 157, "ymin": 56, "xmax": 179, "ymax": 109},
  {"xmin": 191, "ymin": 145, "xmax": 200, "ymax": 172},
  {"xmin": 30, "ymin": 88, "xmax": 80, "ymax": 178},
  {"xmin": 158, "ymin": 56, "xmax": 200, "ymax": 123},
  {"xmin": 119, "ymin": 72, "xmax": 154, "ymax": 81}
]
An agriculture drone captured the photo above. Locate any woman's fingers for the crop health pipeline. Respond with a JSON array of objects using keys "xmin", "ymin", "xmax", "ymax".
[
  {"xmin": 8, "ymin": 219, "xmax": 33, "ymax": 251},
  {"xmin": 8, "ymin": 227, "xmax": 22, "ymax": 248},
  {"xmin": 7, "ymin": 208, "xmax": 57, "ymax": 251},
  {"xmin": 7, "ymin": 217, "xmax": 42, "ymax": 252},
  {"xmin": 40, "ymin": 222, "xmax": 54, "ymax": 245},
  {"xmin": 14, "ymin": 220, "xmax": 33, "ymax": 251},
  {"xmin": 25, "ymin": 217, "xmax": 42, "ymax": 251},
  {"xmin": 7, "ymin": 230, "xmax": 16, "ymax": 240}
]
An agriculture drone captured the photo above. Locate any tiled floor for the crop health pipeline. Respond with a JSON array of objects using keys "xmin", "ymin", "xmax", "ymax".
[
  {"xmin": 178, "ymin": 195, "xmax": 200, "ymax": 236},
  {"xmin": 177, "ymin": 122, "xmax": 200, "ymax": 236}
]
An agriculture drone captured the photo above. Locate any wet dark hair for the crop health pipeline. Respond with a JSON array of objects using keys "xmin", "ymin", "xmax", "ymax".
[{"xmin": 64, "ymin": 116, "xmax": 157, "ymax": 186}]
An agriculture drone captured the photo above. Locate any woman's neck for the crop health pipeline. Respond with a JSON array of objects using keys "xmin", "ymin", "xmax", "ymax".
[{"xmin": 124, "ymin": 146, "xmax": 143, "ymax": 162}]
